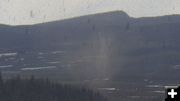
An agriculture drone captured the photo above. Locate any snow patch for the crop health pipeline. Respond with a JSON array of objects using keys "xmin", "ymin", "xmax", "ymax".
[
  {"xmin": 0, "ymin": 65, "xmax": 13, "ymax": 68},
  {"xmin": 0, "ymin": 52, "xmax": 17, "ymax": 57},
  {"xmin": 98, "ymin": 88, "xmax": 116, "ymax": 91},
  {"xmin": 21, "ymin": 66, "xmax": 56, "ymax": 71}
]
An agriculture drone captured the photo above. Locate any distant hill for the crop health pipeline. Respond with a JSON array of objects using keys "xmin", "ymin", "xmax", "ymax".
[{"xmin": 0, "ymin": 11, "xmax": 180, "ymax": 82}]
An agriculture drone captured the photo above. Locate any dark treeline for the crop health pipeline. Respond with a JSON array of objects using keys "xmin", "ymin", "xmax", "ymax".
[{"xmin": 0, "ymin": 73, "xmax": 107, "ymax": 101}]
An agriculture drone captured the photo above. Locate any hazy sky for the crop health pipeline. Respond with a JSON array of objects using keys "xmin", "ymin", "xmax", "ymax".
[{"xmin": 0, "ymin": 0, "xmax": 180, "ymax": 25}]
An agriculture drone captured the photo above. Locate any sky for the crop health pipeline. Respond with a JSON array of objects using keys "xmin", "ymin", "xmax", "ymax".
[{"xmin": 0, "ymin": 0, "xmax": 180, "ymax": 25}]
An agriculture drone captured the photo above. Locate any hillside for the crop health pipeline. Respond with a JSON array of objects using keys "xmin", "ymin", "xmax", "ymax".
[{"xmin": 0, "ymin": 11, "xmax": 180, "ymax": 82}]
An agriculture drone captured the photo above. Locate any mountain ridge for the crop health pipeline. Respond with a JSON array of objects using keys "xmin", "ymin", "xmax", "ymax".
[
  {"xmin": 0, "ymin": 10, "xmax": 180, "ymax": 81},
  {"xmin": 1, "ymin": 10, "xmax": 180, "ymax": 27}
]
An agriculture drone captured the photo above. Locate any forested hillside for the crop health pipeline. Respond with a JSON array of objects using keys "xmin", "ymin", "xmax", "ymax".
[{"xmin": 0, "ymin": 73, "xmax": 107, "ymax": 101}]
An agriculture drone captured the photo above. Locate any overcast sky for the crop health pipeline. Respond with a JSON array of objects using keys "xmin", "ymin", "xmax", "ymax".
[{"xmin": 0, "ymin": 0, "xmax": 180, "ymax": 25}]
